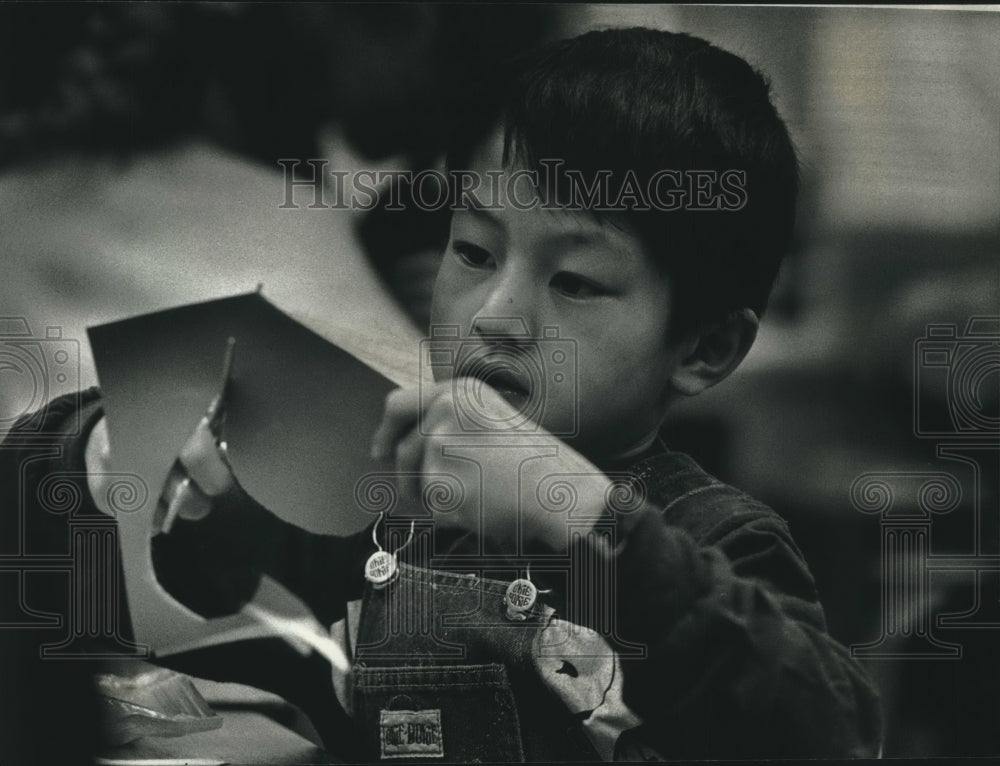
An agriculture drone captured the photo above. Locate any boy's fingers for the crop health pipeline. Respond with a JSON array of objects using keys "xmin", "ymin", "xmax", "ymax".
[
  {"xmin": 393, "ymin": 427, "xmax": 426, "ymax": 500},
  {"xmin": 371, "ymin": 385, "xmax": 438, "ymax": 460},
  {"xmin": 178, "ymin": 417, "xmax": 234, "ymax": 496},
  {"xmin": 371, "ymin": 387, "xmax": 419, "ymax": 459}
]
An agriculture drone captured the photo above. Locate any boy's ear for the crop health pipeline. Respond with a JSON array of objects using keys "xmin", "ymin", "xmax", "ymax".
[{"xmin": 668, "ymin": 309, "xmax": 759, "ymax": 397}]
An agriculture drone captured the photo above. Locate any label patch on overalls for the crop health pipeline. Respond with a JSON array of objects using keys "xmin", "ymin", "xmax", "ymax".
[{"xmin": 379, "ymin": 709, "xmax": 444, "ymax": 759}]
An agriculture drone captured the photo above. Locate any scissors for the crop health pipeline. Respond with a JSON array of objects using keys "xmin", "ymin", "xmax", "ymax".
[
  {"xmin": 152, "ymin": 337, "xmax": 237, "ymax": 536},
  {"xmin": 206, "ymin": 335, "xmax": 236, "ymax": 440}
]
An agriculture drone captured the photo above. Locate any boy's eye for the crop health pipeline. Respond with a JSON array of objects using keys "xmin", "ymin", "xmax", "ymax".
[
  {"xmin": 452, "ymin": 242, "xmax": 495, "ymax": 269},
  {"xmin": 550, "ymin": 272, "xmax": 605, "ymax": 299}
]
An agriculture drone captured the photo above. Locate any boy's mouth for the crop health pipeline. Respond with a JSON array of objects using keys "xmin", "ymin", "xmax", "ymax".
[
  {"xmin": 481, "ymin": 368, "xmax": 531, "ymax": 410},
  {"xmin": 457, "ymin": 354, "xmax": 536, "ymax": 413}
]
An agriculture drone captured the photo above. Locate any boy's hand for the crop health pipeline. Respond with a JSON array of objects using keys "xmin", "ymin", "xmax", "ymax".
[
  {"xmin": 151, "ymin": 406, "xmax": 236, "ymax": 536},
  {"xmin": 153, "ymin": 338, "xmax": 237, "ymax": 535},
  {"xmin": 371, "ymin": 380, "xmax": 612, "ymax": 550}
]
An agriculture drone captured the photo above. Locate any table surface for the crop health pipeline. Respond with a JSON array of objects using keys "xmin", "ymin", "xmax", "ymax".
[{"xmin": 98, "ymin": 678, "xmax": 333, "ymax": 765}]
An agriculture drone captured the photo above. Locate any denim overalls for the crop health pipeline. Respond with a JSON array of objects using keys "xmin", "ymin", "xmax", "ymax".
[{"xmin": 346, "ymin": 524, "xmax": 642, "ymax": 762}]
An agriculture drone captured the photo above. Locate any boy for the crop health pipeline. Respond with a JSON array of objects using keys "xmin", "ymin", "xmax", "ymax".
[
  {"xmin": 154, "ymin": 27, "xmax": 882, "ymax": 760},
  {"xmin": 10, "ymin": 27, "xmax": 883, "ymax": 761}
]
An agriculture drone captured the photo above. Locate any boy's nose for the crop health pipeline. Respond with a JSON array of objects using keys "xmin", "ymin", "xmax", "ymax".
[
  {"xmin": 469, "ymin": 270, "xmax": 538, "ymax": 340},
  {"xmin": 470, "ymin": 315, "xmax": 532, "ymax": 340}
]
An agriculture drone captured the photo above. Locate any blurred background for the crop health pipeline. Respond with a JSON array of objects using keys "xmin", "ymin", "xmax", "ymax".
[{"xmin": 0, "ymin": 3, "xmax": 997, "ymax": 759}]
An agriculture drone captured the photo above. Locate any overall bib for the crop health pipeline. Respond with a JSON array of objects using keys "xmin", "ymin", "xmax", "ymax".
[{"xmin": 351, "ymin": 551, "xmax": 610, "ymax": 762}]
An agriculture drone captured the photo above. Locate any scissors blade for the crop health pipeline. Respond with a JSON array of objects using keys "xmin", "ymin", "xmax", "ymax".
[{"xmin": 206, "ymin": 336, "xmax": 236, "ymax": 433}]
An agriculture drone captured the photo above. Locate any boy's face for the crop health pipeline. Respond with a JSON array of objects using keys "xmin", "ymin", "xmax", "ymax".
[{"xmin": 429, "ymin": 133, "xmax": 688, "ymax": 462}]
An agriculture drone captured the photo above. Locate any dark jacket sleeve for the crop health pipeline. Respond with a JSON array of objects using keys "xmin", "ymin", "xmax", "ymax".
[
  {"xmin": 611, "ymin": 494, "xmax": 883, "ymax": 759},
  {"xmin": 0, "ymin": 387, "xmax": 138, "ymax": 653},
  {"xmin": 151, "ymin": 479, "xmax": 375, "ymax": 626}
]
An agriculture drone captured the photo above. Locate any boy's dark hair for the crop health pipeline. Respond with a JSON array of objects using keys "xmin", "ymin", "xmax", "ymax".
[{"xmin": 447, "ymin": 27, "xmax": 799, "ymax": 337}]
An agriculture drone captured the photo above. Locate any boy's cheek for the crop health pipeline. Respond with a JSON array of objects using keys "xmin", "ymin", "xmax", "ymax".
[
  {"xmin": 545, "ymin": 370, "xmax": 608, "ymax": 434},
  {"xmin": 428, "ymin": 262, "xmax": 470, "ymax": 328}
]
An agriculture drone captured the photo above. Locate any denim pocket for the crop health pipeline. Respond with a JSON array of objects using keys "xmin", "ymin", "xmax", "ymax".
[{"xmin": 353, "ymin": 662, "xmax": 524, "ymax": 763}]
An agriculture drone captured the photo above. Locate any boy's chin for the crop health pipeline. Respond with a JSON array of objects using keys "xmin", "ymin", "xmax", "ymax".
[{"xmin": 558, "ymin": 426, "xmax": 654, "ymax": 467}]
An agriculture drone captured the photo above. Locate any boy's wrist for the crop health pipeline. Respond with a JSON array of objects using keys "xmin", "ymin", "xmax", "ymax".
[
  {"xmin": 528, "ymin": 475, "xmax": 611, "ymax": 552},
  {"xmin": 527, "ymin": 490, "xmax": 655, "ymax": 558}
]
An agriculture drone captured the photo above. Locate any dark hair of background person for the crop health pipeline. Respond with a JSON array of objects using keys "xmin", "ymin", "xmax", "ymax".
[
  {"xmin": 0, "ymin": 3, "xmax": 331, "ymax": 168},
  {"xmin": 0, "ymin": 3, "xmax": 560, "ymax": 170},
  {"xmin": 446, "ymin": 27, "xmax": 801, "ymax": 339}
]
